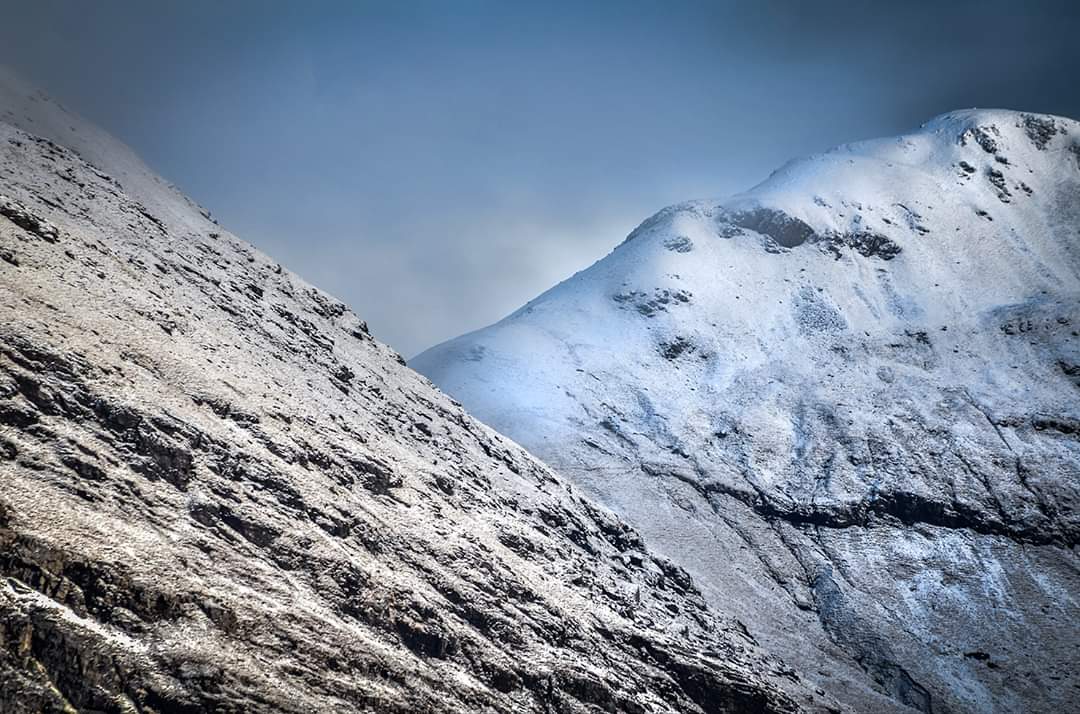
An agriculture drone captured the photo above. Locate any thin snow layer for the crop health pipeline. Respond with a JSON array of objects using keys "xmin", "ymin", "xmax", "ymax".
[
  {"xmin": 415, "ymin": 110, "xmax": 1080, "ymax": 713},
  {"xmin": 0, "ymin": 70, "xmax": 826, "ymax": 713},
  {"xmin": 0, "ymin": 66, "xmax": 220, "ymax": 235}
]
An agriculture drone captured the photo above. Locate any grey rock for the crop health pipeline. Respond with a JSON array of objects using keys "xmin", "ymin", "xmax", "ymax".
[{"xmin": 0, "ymin": 74, "xmax": 827, "ymax": 713}]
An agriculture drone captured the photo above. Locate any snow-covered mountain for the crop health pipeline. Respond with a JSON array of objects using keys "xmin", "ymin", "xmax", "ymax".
[
  {"xmin": 415, "ymin": 110, "xmax": 1080, "ymax": 713},
  {"xmin": 0, "ymin": 69, "xmax": 829, "ymax": 713}
]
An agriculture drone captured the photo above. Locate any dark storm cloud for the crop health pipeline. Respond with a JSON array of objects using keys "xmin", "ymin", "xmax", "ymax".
[{"xmin": 2, "ymin": 0, "xmax": 1078, "ymax": 355}]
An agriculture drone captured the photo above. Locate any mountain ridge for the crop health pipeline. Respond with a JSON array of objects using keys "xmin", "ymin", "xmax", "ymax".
[{"xmin": 0, "ymin": 70, "xmax": 829, "ymax": 713}]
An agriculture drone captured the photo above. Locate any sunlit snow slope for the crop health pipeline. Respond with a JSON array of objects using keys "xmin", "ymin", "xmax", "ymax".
[{"xmin": 415, "ymin": 111, "xmax": 1080, "ymax": 714}]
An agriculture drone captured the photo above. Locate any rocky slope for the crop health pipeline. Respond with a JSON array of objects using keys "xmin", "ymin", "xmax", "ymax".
[
  {"xmin": 415, "ymin": 111, "xmax": 1080, "ymax": 713},
  {"xmin": 0, "ymin": 69, "xmax": 832, "ymax": 713}
]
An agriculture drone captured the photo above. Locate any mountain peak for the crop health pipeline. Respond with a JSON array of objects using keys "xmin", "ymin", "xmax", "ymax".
[{"xmin": 415, "ymin": 109, "xmax": 1080, "ymax": 713}]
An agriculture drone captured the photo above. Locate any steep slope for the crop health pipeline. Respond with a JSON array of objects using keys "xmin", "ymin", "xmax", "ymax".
[
  {"xmin": 0, "ymin": 72, "xmax": 830, "ymax": 712},
  {"xmin": 415, "ymin": 111, "xmax": 1080, "ymax": 713}
]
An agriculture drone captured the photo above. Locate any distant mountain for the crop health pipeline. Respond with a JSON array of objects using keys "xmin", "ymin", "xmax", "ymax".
[
  {"xmin": 0, "ymin": 68, "xmax": 825, "ymax": 713},
  {"xmin": 415, "ymin": 110, "xmax": 1080, "ymax": 713}
]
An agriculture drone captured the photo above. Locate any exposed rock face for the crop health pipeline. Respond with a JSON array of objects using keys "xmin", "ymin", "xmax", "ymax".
[
  {"xmin": 415, "ymin": 110, "xmax": 1080, "ymax": 713},
  {"xmin": 0, "ymin": 71, "xmax": 829, "ymax": 712}
]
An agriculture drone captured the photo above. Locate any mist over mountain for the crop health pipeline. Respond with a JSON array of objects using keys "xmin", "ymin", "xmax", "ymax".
[
  {"xmin": 5, "ymin": 1, "xmax": 1079, "ymax": 358},
  {"xmin": 1, "ymin": 8, "xmax": 1078, "ymax": 710}
]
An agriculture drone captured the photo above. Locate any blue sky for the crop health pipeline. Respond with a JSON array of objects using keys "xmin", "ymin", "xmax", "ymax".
[{"xmin": 3, "ymin": 1, "xmax": 1078, "ymax": 355}]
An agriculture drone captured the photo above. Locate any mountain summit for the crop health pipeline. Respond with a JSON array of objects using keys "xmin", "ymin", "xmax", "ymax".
[{"xmin": 415, "ymin": 110, "xmax": 1080, "ymax": 713}]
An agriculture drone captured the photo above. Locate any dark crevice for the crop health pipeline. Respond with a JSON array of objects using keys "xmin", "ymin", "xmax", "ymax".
[{"xmin": 650, "ymin": 464, "xmax": 1072, "ymax": 547}]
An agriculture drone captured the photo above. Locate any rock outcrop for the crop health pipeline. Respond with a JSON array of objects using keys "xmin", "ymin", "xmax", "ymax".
[{"xmin": 0, "ymin": 70, "xmax": 829, "ymax": 713}]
